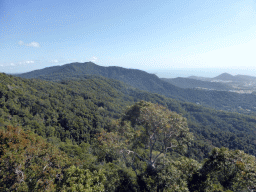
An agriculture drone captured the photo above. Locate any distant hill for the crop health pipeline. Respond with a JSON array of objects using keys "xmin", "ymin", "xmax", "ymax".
[
  {"xmin": 234, "ymin": 74, "xmax": 256, "ymax": 82},
  {"xmin": 16, "ymin": 62, "xmax": 167, "ymax": 93},
  {"xmin": 190, "ymin": 73, "xmax": 256, "ymax": 82},
  {"xmin": 15, "ymin": 62, "xmax": 256, "ymax": 114},
  {"xmin": 161, "ymin": 77, "xmax": 232, "ymax": 90},
  {"xmin": 213, "ymin": 73, "xmax": 236, "ymax": 81},
  {"xmin": 188, "ymin": 76, "xmax": 210, "ymax": 81}
]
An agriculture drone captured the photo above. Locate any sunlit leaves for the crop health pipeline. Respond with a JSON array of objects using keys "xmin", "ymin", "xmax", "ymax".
[
  {"xmin": 57, "ymin": 165, "xmax": 106, "ymax": 192},
  {"xmin": 0, "ymin": 126, "xmax": 72, "ymax": 191}
]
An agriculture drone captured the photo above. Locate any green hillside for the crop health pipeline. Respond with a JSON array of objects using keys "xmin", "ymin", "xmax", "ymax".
[
  {"xmin": 1, "ymin": 72, "xmax": 256, "ymax": 191},
  {"xmin": 16, "ymin": 62, "xmax": 256, "ymax": 115},
  {"xmin": 2, "ymin": 73, "xmax": 256, "ymax": 161}
]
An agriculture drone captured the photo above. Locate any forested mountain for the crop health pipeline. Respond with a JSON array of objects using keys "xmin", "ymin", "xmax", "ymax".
[
  {"xmin": 1, "ymin": 72, "xmax": 256, "ymax": 190},
  {"xmin": 16, "ymin": 62, "xmax": 256, "ymax": 115},
  {"xmin": 161, "ymin": 77, "xmax": 232, "ymax": 90}
]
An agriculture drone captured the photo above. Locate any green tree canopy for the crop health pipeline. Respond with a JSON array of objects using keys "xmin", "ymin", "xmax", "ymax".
[
  {"xmin": 98, "ymin": 101, "xmax": 194, "ymax": 191},
  {"xmin": 189, "ymin": 147, "xmax": 256, "ymax": 191},
  {"xmin": 0, "ymin": 125, "xmax": 74, "ymax": 191},
  {"xmin": 98, "ymin": 101, "xmax": 193, "ymax": 169}
]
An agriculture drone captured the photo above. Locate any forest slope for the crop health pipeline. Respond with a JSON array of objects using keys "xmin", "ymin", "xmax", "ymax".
[
  {"xmin": 1, "ymin": 73, "xmax": 256, "ymax": 161},
  {"xmin": 16, "ymin": 62, "xmax": 256, "ymax": 115}
]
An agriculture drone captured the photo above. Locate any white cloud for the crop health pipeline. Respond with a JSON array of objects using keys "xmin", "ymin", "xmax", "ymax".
[
  {"xmin": 25, "ymin": 60, "xmax": 35, "ymax": 64},
  {"xmin": 90, "ymin": 56, "xmax": 98, "ymax": 62},
  {"xmin": 27, "ymin": 42, "xmax": 40, "ymax": 48},
  {"xmin": 50, "ymin": 59, "xmax": 59, "ymax": 63},
  {"xmin": 18, "ymin": 41, "xmax": 40, "ymax": 48}
]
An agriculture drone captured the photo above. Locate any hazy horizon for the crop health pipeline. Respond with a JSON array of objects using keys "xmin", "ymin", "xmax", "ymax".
[{"xmin": 5, "ymin": 62, "xmax": 256, "ymax": 79}]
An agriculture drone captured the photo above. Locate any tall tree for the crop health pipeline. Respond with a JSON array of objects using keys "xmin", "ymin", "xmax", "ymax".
[{"xmin": 97, "ymin": 101, "xmax": 193, "ymax": 190}]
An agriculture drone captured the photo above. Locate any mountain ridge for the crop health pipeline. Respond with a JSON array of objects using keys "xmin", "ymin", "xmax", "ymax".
[{"xmin": 15, "ymin": 62, "xmax": 256, "ymax": 115}]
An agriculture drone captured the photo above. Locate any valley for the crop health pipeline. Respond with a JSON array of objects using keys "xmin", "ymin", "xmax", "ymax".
[{"xmin": 1, "ymin": 62, "xmax": 256, "ymax": 191}]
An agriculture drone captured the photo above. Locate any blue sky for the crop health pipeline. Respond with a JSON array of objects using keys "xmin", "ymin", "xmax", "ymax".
[{"xmin": 1, "ymin": 0, "xmax": 256, "ymax": 77}]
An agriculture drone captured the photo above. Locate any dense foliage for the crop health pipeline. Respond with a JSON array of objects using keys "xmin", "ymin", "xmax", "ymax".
[
  {"xmin": 2, "ymin": 68, "xmax": 256, "ymax": 190},
  {"xmin": 1, "ymin": 73, "xmax": 256, "ymax": 161},
  {"xmin": 98, "ymin": 101, "xmax": 193, "ymax": 168},
  {"xmin": 1, "ymin": 103, "xmax": 256, "ymax": 191},
  {"xmin": 0, "ymin": 125, "xmax": 110, "ymax": 191},
  {"xmin": 189, "ymin": 147, "xmax": 256, "ymax": 191}
]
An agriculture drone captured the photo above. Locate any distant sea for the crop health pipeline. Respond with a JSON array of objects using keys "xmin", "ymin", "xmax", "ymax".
[{"xmin": 144, "ymin": 68, "xmax": 256, "ymax": 78}]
